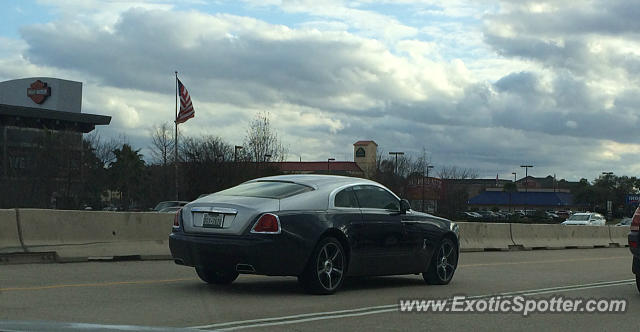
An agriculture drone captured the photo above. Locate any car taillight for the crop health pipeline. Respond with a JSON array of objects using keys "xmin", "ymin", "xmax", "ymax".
[
  {"xmin": 173, "ymin": 209, "xmax": 181, "ymax": 228},
  {"xmin": 631, "ymin": 207, "xmax": 640, "ymax": 232},
  {"xmin": 251, "ymin": 213, "xmax": 280, "ymax": 234}
]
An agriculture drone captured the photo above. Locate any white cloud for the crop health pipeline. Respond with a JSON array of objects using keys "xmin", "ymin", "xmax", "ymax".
[{"xmin": 1, "ymin": 1, "xmax": 639, "ymax": 181}]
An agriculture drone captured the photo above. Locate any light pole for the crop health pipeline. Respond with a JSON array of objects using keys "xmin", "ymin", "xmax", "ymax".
[
  {"xmin": 602, "ymin": 172, "xmax": 614, "ymax": 218},
  {"xmin": 512, "ymin": 172, "xmax": 517, "ymax": 182},
  {"xmin": 234, "ymin": 145, "xmax": 243, "ymax": 162},
  {"xmin": 263, "ymin": 154, "xmax": 272, "ymax": 162},
  {"xmin": 389, "ymin": 151, "xmax": 404, "ymax": 175},
  {"xmin": 327, "ymin": 158, "xmax": 335, "ymax": 173},
  {"xmin": 422, "ymin": 165, "xmax": 434, "ymax": 212},
  {"xmin": 520, "ymin": 165, "xmax": 533, "ymax": 192}
]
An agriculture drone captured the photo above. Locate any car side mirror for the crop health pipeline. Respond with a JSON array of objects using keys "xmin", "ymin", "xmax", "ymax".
[{"xmin": 400, "ymin": 199, "xmax": 411, "ymax": 214}]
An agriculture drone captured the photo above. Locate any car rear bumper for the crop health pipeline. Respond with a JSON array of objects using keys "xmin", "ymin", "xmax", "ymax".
[{"xmin": 169, "ymin": 231, "xmax": 310, "ymax": 276}]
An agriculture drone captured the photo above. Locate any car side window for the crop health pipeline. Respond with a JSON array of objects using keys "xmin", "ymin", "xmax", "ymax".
[
  {"xmin": 353, "ymin": 185, "xmax": 400, "ymax": 211},
  {"xmin": 334, "ymin": 187, "xmax": 359, "ymax": 208}
]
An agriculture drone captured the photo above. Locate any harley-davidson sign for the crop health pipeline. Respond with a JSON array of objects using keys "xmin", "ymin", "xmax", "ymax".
[{"xmin": 26, "ymin": 80, "xmax": 51, "ymax": 104}]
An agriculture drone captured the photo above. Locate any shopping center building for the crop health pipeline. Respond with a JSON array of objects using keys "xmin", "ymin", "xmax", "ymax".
[{"xmin": 0, "ymin": 77, "xmax": 111, "ymax": 208}]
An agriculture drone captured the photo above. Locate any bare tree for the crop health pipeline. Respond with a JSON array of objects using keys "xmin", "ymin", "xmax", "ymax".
[
  {"xmin": 150, "ymin": 122, "xmax": 174, "ymax": 166},
  {"xmin": 243, "ymin": 112, "xmax": 287, "ymax": 162},
  {"xmin": 438, "ymin": 166, "xmax": 478, "ymax": 180},
  {"xmin": 437, "ymin": 165, "xmax": 479, "ymax": 219},
  {"xmin": 180, "ymin": 135, "xmax": 233, "ymax": 164},
  {"xmin": 84, "ymin": 132, "xmax": 119, "ymax": 167}
]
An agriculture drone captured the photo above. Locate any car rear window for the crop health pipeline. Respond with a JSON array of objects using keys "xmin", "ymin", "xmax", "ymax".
[{"xmin": 215, "ymin": 181, "xmax": 313, "ymax": 199}]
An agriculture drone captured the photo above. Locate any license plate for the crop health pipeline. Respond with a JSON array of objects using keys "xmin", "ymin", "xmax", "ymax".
[{"xmin": 202, "ymin": 213, "xmax": 224, "ymax": 228}]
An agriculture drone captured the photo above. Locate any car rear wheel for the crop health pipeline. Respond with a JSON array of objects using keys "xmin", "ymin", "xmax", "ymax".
[
  {"xmin": 299, "ymin": 237, "xmax": 346, "ymax": 295},
  {"xmin": 423, "ymin": 237, "xmax": 458, "ymax": 285},
  {"xmin": 195, "ymin": 267, "xmax": 239, "ymax": 285}
]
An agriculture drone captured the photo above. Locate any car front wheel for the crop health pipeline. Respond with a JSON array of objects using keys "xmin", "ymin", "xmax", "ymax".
[
  {"xmin": 423, "ymin": 237, "xmax": 458, "ymax": 285},
  {"xmin": 195, "ymin": 267, "xmax": 239, "ymax": 285},
  {"xmin": 299, "ymin": 237, "xmax": 346, "ymax": 295}
]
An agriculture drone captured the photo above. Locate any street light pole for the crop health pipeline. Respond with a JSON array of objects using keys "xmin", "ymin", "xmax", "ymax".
[
  {"xmin": 512, "ymin": 172, "xmax": 516, "ymax": 182},
  {"xmin": 520, "ymin": 165, "xmax": 533, "ymax": 192},
  {"xmin": 389, "ymin": 151, "xmax": 404, "ymax": 175},
  {"xmin": 602, "ymin": 171, "xmax": 614, "ymax": 218},
  {"xmin": 422, "ymin": 165, "xmax": 434, "ymax": 212},
  {"xmin": 327, "ymin": 158, "xmax": 335, "ymax": 174}
]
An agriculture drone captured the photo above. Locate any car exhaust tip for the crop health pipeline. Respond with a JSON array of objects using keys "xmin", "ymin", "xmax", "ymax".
[{"xmin": 236, "ymin": 264, "xmax": 256, "ymax": 273}]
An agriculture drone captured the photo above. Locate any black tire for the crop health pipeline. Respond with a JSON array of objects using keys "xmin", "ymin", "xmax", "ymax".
[
  {"xmin": 298, "ymin": 237, "xmax": 346, "ymax": 295},
  {"xmin": 423, "ymin": 237, "xmax": 458, "ymax": 285},
  {"xmin": 195, "ymin": 267, "xmax": 239, "ymax": 285}
]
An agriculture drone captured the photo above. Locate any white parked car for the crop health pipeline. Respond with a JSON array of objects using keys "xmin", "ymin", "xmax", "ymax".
[{"xmin": 561, "ymin": 212, "xmax": 606, "ymax": 226}]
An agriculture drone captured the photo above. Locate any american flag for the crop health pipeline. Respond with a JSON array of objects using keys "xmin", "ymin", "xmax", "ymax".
[{"xmin": 175, "ymin": 78, "xmax": 194, "ymax": 124}]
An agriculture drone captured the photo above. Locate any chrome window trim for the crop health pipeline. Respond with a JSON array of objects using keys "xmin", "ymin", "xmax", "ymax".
[{"xmin": 328, "ymin": 183, "xmax": 401, "ymax": 210}]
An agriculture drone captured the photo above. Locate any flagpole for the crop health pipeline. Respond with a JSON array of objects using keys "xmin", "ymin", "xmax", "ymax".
[{"xmin": 174, "ymin": 71, "xmax": 179, "ymax": 200}]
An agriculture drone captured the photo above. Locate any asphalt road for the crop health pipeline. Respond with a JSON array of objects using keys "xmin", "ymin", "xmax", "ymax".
[{"xmin": 1, "ymin": 248, "xmax": 638, "ymax": 331}]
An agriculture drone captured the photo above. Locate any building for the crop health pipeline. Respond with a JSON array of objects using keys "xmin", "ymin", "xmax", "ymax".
[
  {"xmin": 468, "ymin": 190, "xmax": 581, "ymax": 211},
  {"xmin": 273, "ymin": 161, "xmax": 364, "ymax": 177},
  {"xmin": 0, "ymin": 77, "xmax": 111, "ymax": 208},
  {"xmin": 406, "ymin": 176, "xmax": 442, "ymax": 213},
  {"xmin": 353, "ymin": 140, "xmax": 377, "ymax": 179},
  {"xmin": 269, "ymin": 140, "xmax": 378, "ymax": 178},
  {"xmin": 465, "ymin": 175, "xmax": 584, "ymax": 211}
]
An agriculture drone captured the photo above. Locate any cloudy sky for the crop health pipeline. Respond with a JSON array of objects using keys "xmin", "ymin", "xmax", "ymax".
[{"xmin": 1, "ymin": 0, "xmax": 639, "ymax": 181}]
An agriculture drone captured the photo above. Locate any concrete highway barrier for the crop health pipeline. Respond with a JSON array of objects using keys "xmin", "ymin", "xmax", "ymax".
[
  {"xmin": 608, "ymin": 226, "xmax": 630, "ymax": 247},
  {"xmin": 510, "ymin": 223, "xmax": 611, "ymax": 249},
  {"xmin": 0, "ymin": 209, "xmax": 630, "ymax": 262},
  {"xmin": 17, "ymin": 209, "xmax": 174, "ymax": 262},
  {"xmin": 0, "ymin": 209, "xmax": 23, "ymax": 254},
  {"xmin": 457, "ymin": 222, "xmax": 515, "ymax": 251}
]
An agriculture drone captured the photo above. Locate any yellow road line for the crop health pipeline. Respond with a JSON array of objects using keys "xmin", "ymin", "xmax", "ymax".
[{"xmin": 0, "ymin": 277, "xmax": 196, "ymax": 292}]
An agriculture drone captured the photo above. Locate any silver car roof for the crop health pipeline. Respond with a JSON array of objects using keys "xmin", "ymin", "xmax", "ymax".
[{"xmin": 246, "ymin": 174, "xmax": 379, "ymax": 189}]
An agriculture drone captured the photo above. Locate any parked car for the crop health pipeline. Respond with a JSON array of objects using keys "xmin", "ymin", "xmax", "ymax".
[
  {"xmin": 153, "ymin": 201, "xmax": 189, "ymax": 212},
  {"xmin": 555, "ymin": 210, "xmax": 572, "ymax": 219},
  {"xmin": 159, "ymin": 206, "xmax": 183, "ymax": 213},
  {"xmin": 628, "ymin": 207, "xmax": 640, "ymax": 292},
  {"xmin": 616, "ymin": 218, "xmax": 632, "ymax": 227},
  {"xmin": 561, "ymin": 212, "xmax": 606, "ymax": 226},
  {"xmin": 169, "ymin": 175, "xmax": 460, "ymax": 294},
  {"xmin": 458, "ymin": 211, "xmax": 482, "ymax": 220},
  {"xmin": 476, "ymin": 210, "xmax": 499, "ymax": 221},
  {"xmin": 545, "ymin": 211, "xmax": 561, "ymax": 222}
]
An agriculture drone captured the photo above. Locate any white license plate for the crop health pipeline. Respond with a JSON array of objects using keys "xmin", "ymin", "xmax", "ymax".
[{"xmin": 202, "ymin": 213, "xmax": 224, "ymax": 228}]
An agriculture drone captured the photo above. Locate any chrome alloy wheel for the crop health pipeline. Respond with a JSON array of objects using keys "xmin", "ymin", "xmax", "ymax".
[
  {"xmin": 316, "ymin": 242, "xmax": 344, "ymax": 291},
  {"xmin": 436, "ymin": 241, "xmax": 456, "ymax": 282}
]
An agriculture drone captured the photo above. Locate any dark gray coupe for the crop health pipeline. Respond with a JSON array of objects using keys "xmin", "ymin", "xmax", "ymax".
[{"xmin": 169, "ymin": 174, "xmax": 459, "ymax": 294}]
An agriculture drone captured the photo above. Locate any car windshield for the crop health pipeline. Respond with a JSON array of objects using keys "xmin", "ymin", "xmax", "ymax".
[
  {"xmin": 215, "ymin": 181, "xmax": 313, "ymax": 199},
  {"xmin": 567, "ymin": 214, "xmax": 590, "ymax": 221}
]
